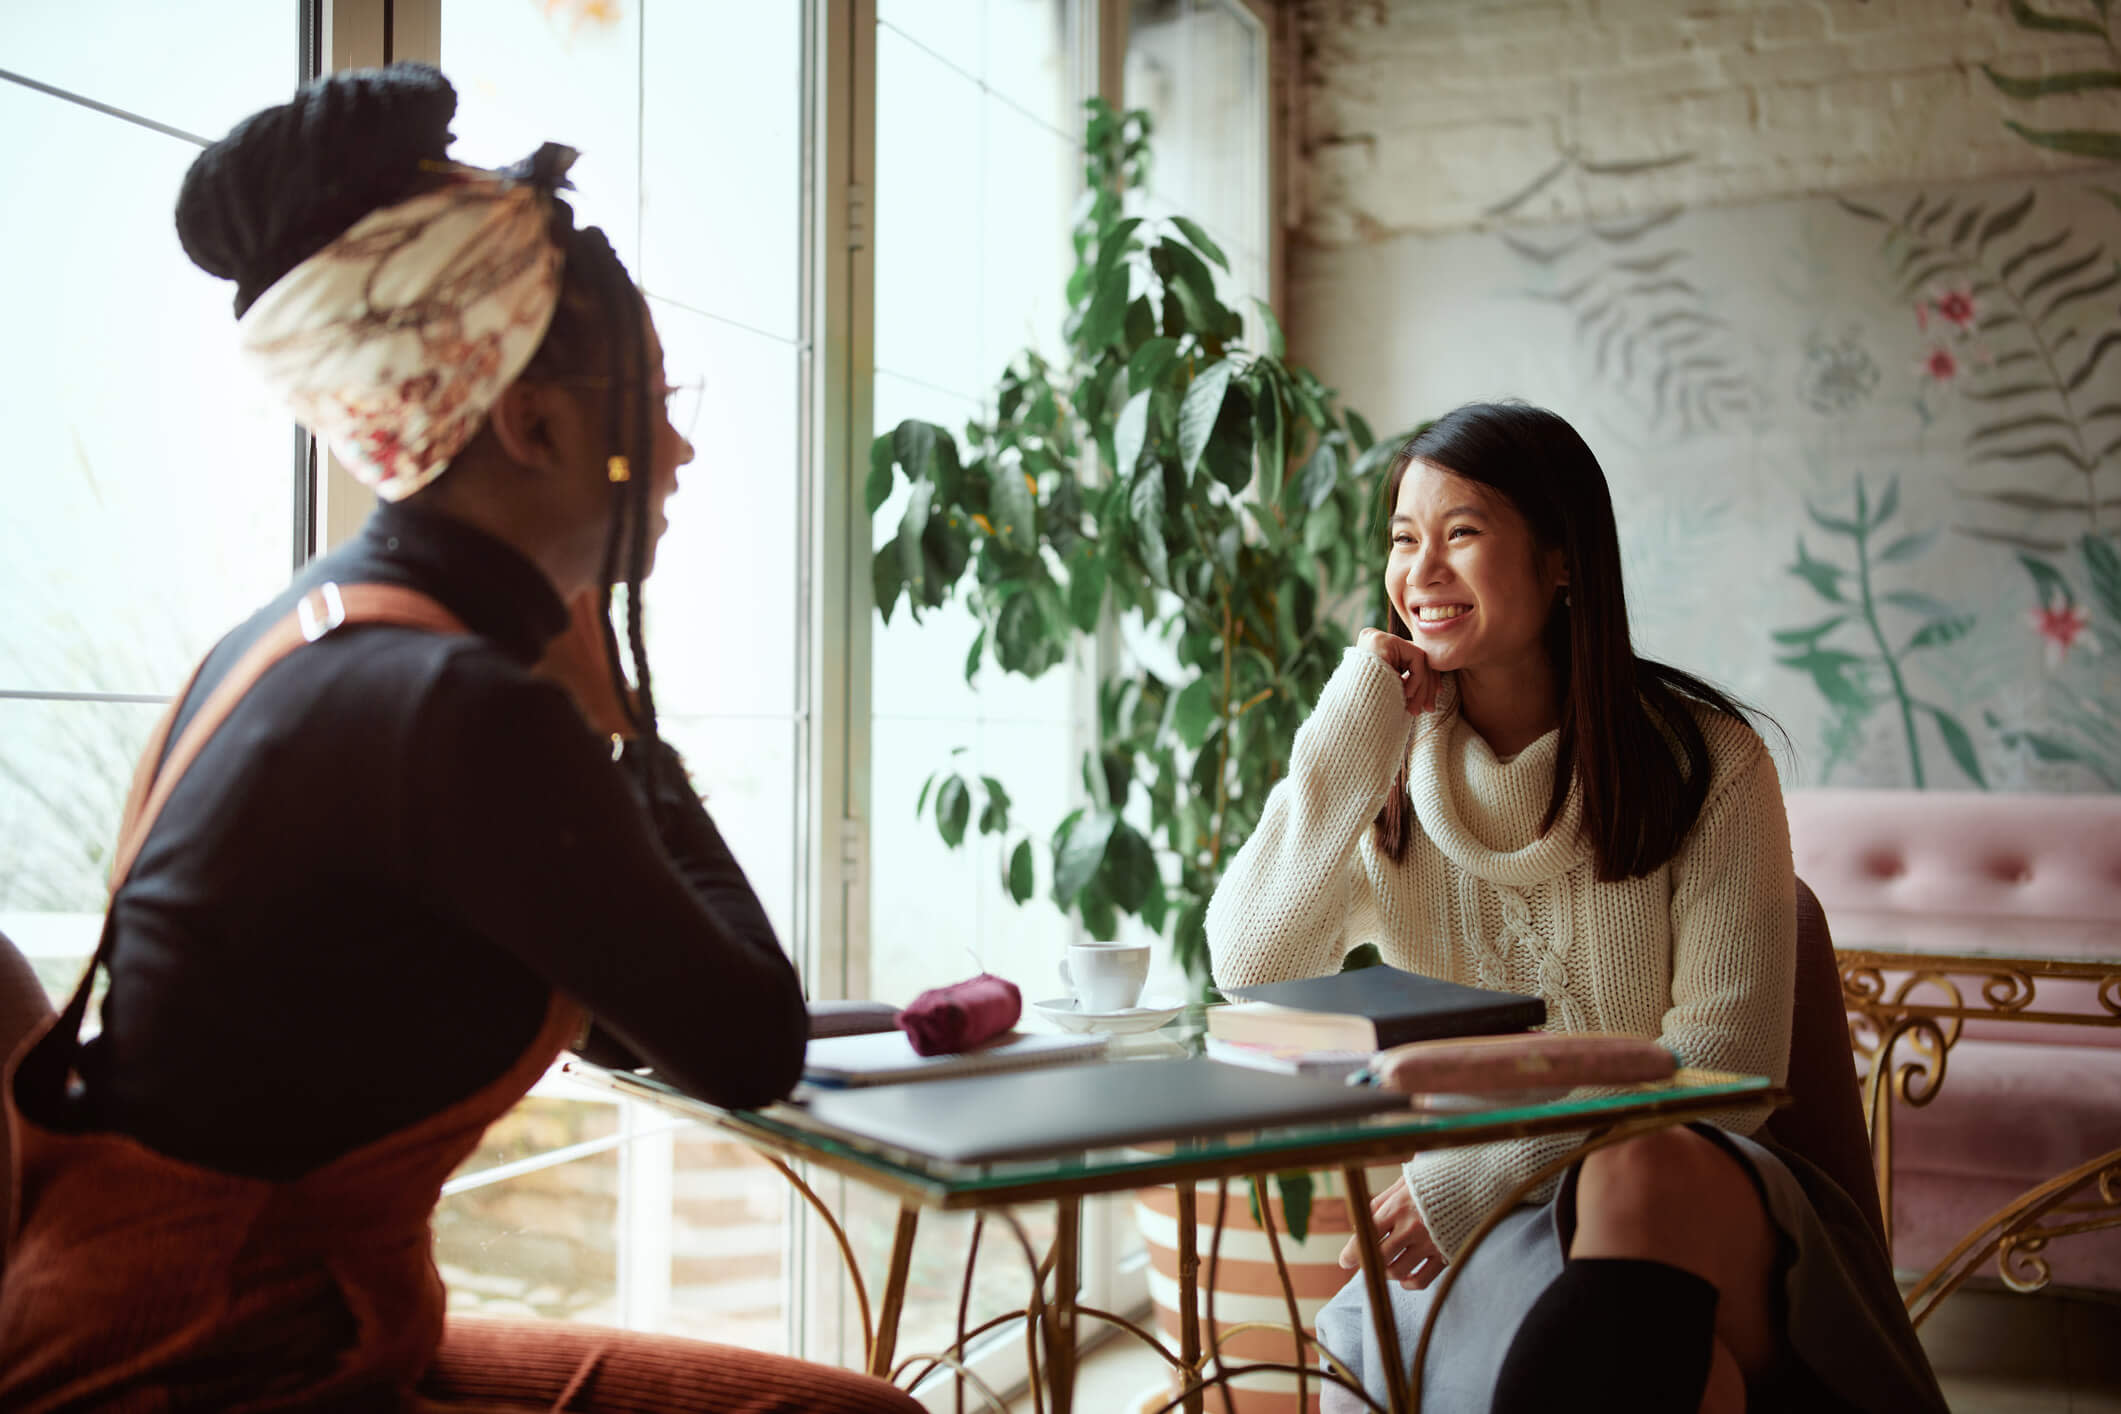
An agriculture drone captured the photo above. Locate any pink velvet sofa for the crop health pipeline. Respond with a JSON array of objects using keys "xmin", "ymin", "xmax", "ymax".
[{"xmin": 1785, "ymin": 788, "xmax": 2121, "ymax": 1294}]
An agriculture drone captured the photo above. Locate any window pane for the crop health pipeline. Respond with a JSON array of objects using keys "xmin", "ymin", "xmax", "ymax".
[
  {"xmin": 873, "ymin": 26, "xmax": 983, "ymax": 398},
  {"xmin": 0, "ymin": 88, "xmax": 294, "ymax": 699},
  {"xmin": 0, "ymin": 1, "xmax": 295, "ymax": 140},
  {"xmin": 639, "ymin": 1, "xmax": 803, "ymax": 341},
  {"xmin": 438, "ymin": 1095, "xmax": 622, "ymax": 1321},
  {"xmin": 441, "ymin": 0, "xmax": 643, "ymax": 262},
  {"xmin": 871, "ymin": 2, "xmax": 1088, "ymax": 1027}
]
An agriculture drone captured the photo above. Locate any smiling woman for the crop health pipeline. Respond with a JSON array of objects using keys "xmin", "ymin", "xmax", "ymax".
[{"xmin": 1206, "ymin": 403, "xmax": 1949, "ymax": 1412}]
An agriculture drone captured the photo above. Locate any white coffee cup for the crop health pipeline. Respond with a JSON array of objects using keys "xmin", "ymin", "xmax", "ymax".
[{"xmin": 1058, "ymin": 940, "xmax": 1151, "ymax": 1013}]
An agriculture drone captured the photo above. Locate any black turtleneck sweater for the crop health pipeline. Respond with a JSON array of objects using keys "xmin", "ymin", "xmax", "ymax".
[{"xmin": 75, "ymin": 502, "xmax": 808, "ymax": 1179}]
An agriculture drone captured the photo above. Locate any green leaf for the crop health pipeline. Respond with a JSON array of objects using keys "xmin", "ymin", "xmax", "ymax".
[
  {"xmin": 988, "ymin": 460, "xmax": 1038, "ymax": 553},
  {"xmin": 1777, "ymin": 647, "xmax": 1870, "ymax": 711},
  {"xmin": 1204, "ymin": 386, "xmax": 1254, "ymax": 493},
  {"xmin": 935, "ymin": 774, "xmax": 971, "ymax": 847},
  {"xmin": 964, "ymin": 625, "xmax": 985, "ymax": 683},
  {"xmin": 1883, "ymin": 589, "xmax": 1954, "ymax": 619},
  {"xmin": 1114, "ymin": 388, "xmax": 1152, "ymax": 478},
  {"xmin": 1789, "ymin": 538, "xmax": 1847, "ymax": 603},
  {"xmin": 1303, "ymin": 495, "xmax": 1345, "ymax": 555},
  {"xmin": 1006, "ymin": 839, "xmax": 1034, "ymax": 904},
  {"xmin": 2019, "ymin": 552, "xmax": 2075, "ymax": 609},
  {"xmin": 994, "ymin": 589, "xmax": 1050, "ymax": 675},
  {"xmin": 1276, "ymin": 1171, "xmax": 1315, "ymax": 1245},
  {"xmin": 1345, "ymin": 411, "xmax": 1376, "ymax": 454},
  {"xmin": 1128, "ymin": 336, "xmax": 1183, "ymax": 395},
  {"xmin": 1171, "ymin": 676, "xmax": 1218, "ymax": 750},
  {"xmin": 1976, "ymin": 189, "xmax": 2037, "ymax": 256},
  {"xmin": 1876, "ymin": 530, "xmax": 1937, "ymax": 564},
  {"xmin": 1253, "ymin": 298, "xmax": 1286, "ymax": 358},
  {"xmin": 1870, "ymin": 475, "xmax": 1901, "ymax": 531},
  {"xmin": 1982, "ymin": 64, "xmax": 2121, "ymax": 99},
  {"xmin": 1171, "ymin": 898, "xmax": 1210, "ymax": 980},
  {"xmin": 865, "ymin": 435, "xmax": 897, "ymax": 515},
  {"xmin": 1771, "ymin": 614, "xmax": 1849, "ymax": 646},
  {"xmin": 2005, "ymin": 0, "xmax": 2106, "ymax": 35},
  {"xmin": 893, "ymin": 421, "xmax": 938, "ymax": 485},
  {"xmin": 1078, "ymin": 884, "xmax": 1120, "ymax": 941},
  {"xmin": 2082, "ymin": 533, "xmax": 2121, "ymax": 623},
  {"xmin": 1293, "ymin": 437, "xmax": 1341, "ymax": 511},
  {"xmin": 1054, "ymin": 809, "xmax": 1118, "ymax": 907},
  {"xmin": 2002, "ymin": 121, "xmax": 2121, "ymax": 160},
  {"xmin": 916, "ymin": 771, "xmax": 938, "ymax": 820},
  {"xmin": 1131, "ymin": 466, "xmax": 1170, "ymax": 588},
  {"xmin": 1919, "ymin": 702, "xmax": 1988, "ymax": 788},
  {"xmin": 1078, "ymin": 270, "xmax": 1129, "ymax": 353},
  {"xmin": 1254, "ymin": 375, "xmax": 1285, "ymax": 501},
  {"xmin": 1170, "ymin": 215, "xmax": 1230, "ymax": 271},
  {"xmin": 978, "ymin": 776, "xmax": 1012, "ymax": 834},
  {"xmin": 1904, "ymin": 615, "xmax": 1976, "ymax": 652},
  {"xmin": 1101, "ymin": 821, "xmax": 1158, "ymax": 911},
  {"xmin": 1805, "ymin": 497, "xmax": 1861, "ymax": 538},
  {"xmin": 872, "ymin": 544, "xmax": 904, "ymax": 625},
  {"xmin": 894, "ymin": 481, "xmax": 934, "ymax": 603},
  {"xmin": 1067, "ymin": 544, "xmax": 1108, "ymax": 632},
  {"xmin": 1178, "ymin": 359, "xmax": 1235, "ymax": 482}
]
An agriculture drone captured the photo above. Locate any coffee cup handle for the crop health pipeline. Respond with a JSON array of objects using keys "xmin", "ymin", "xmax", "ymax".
[{"xmin": 1058, "ymin": 957, "xmax": 1074, "ymax": 999}]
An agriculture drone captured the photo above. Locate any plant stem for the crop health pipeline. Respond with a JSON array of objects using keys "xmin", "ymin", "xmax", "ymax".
[
  {"xmin": 1209, "ymin": 594, "xmax": 1234, "ymax": 868},
  {"xmin": 1853, "ymin": 495, "xmax": 1926, "ymax": 787}
]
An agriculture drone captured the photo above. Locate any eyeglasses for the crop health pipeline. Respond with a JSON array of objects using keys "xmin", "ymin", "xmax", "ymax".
[{"xmin": 534, "ymin": 373, "xmax": 704, "ymax": 443}]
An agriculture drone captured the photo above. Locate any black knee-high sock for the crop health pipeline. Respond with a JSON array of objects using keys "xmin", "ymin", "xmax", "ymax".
[{"xmin": 1490, "ymin": 1258, "xmax": 1720, "ymax": 1414}]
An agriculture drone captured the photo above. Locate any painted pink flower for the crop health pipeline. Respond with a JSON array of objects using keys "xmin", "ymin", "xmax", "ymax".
[
  {"xmin": 1932, "ymin": 286, "xmax": 1978, "ymax": 331},
  {"xmin": 1919, "ymin": 345, "xmax": 1959, "ymax": 381},
  {"xmin": 2030, "ymin": 592, "xmax": 2095, "ymax": 669},
  {"xmin": 1914, "ymin": 300, "xmax": 1930, "ymax": 334}
]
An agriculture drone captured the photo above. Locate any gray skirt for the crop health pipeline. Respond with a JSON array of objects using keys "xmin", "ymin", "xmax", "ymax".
[{"xmin": 1314, "ymin": 1126, "xmax": 1947, "ymax": 1414}]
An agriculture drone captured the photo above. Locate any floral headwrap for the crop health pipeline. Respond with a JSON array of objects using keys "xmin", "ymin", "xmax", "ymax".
[{"xmin": 235, "ymin": 152, "xmax": 572, "ymax": 501}]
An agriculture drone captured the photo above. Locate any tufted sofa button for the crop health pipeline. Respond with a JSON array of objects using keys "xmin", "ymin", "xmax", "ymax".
[
  {"xmin": 1988, "ymin": 858, "xmax": 2032, "ymax": 885},
  {"xmin": 1863, "ymin": 852, "xmax": 1904, "ymax": 880}
]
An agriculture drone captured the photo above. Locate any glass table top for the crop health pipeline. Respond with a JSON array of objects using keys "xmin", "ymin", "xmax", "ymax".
[{"xmin": 566, "ymin": 1007, "xmax": 1778, "ymax": 1203}]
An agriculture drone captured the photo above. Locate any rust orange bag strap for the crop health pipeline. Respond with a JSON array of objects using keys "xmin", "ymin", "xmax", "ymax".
[{"xmin": 15, "ymin": 583, "xmax": 467, "ymax": 1118}]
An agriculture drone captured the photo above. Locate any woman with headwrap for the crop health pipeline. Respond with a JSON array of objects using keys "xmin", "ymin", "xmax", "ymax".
[{"xmin": 0, "ymin": 64, "xmax": 920, "ymax": 1414}]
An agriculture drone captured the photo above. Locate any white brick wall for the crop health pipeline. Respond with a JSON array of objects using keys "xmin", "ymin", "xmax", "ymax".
[{"xmin": 1294, "ymin": 0, "xmax": 2118, "ymax": 245}]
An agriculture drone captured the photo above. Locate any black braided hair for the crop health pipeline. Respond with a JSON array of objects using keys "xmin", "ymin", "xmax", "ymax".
[
  {"xmin": 176, "ymin": 62, "xmax": 458, "ymax": 317},
  {"xmin": 177, "ymin": 61, "xmax": 670, "ymax": 786}
]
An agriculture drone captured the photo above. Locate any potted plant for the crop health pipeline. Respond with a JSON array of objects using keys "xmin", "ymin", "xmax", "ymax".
[{"xmin": 867, "ymin": 99, "xmax": 1414, "ymax": 1405}]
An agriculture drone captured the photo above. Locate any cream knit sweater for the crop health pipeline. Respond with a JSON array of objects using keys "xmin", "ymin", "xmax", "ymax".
[{"xmin": 1207, "ymin": 647, "xmax": 1796, "ymax": 1262}]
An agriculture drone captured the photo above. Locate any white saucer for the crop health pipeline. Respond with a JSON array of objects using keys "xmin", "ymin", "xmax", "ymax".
[{"xmin": 1033, "ymin": 997, "xmax": 1185, "ymax": 1035}]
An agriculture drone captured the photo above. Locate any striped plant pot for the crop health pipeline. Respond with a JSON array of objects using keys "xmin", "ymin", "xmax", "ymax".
[{"xmin": 1133, "ymin": 1176, "xmax": 1387, "ymax": 1414}]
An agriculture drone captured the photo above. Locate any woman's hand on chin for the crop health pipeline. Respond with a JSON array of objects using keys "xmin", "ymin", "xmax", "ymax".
[{"xmin": 1358, "ymin": 627, "xmax": 1440, "ymax": 717}]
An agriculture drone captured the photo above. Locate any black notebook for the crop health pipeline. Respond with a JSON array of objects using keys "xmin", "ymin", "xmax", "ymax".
[
  {"xmin": 802, "ymin": 1058, "xmax": 1409, "ymax": 1163},
  {"xmin": 1218, "ymin": 965, "xmax": 1545, "ymax": 1051}
]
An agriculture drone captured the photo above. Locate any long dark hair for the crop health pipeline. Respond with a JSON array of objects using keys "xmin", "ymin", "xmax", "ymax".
[
  {"xmin": 1370, "ymin": 402, "xmax": 1763, "ymax": 881},
  {"xmin": 176, "ymin": 62, "xmax": 667, "ymax": 771}
]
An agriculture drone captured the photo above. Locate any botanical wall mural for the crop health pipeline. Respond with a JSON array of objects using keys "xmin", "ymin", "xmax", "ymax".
[{"xmin": 1337, "ymin": 165, "xmax": 2119, "ymax": 794}]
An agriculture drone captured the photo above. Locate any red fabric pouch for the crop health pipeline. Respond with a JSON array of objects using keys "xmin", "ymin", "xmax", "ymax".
[{"xmin": 896, "ymin": 973, "xmax": 1022, "ymax": 1056}]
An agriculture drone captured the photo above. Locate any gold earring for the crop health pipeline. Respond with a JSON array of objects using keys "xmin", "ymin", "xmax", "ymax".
[{"xmin": 606, "ymin": 456, "xmax": 631, "ymax": 484}]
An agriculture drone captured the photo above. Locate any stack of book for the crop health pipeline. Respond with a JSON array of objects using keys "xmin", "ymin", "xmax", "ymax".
[{"xmin": 1202, "ymin": 966, "xmax": 1681, "ymax": 1094}]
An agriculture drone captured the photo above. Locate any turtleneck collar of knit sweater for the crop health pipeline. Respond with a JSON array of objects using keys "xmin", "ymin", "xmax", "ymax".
[{"xmin": 1409, "ymin": 675, "xmax": 1593, "ymax": 889}]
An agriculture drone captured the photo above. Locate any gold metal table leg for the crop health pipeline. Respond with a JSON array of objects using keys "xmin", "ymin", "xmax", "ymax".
[
  {"xmin": 1342, "ymin": 1164, "xmax": 1410, "ymax": 1413},
  {"xmin": 1175, "ymin": 1181, "xmax": 1203, "ymax": 1414},
  {"xmin": 1046, "ymin": 1198, "xmax": 1081, "ymax": 1414},
  {"xmin": 870, "ymin": 1205, "xmax": 921, "ymax": 1379}
]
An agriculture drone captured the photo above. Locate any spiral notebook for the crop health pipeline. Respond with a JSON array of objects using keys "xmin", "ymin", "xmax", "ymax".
[{"xmin": 800, "ymin": 1029, "xmax": 1106, "ymax": 1089}]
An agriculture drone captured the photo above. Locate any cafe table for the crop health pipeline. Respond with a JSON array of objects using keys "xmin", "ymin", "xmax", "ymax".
[
  {"xmin": 1835, "ymin": 944, "xmax": 2121, "ymax": 1325},
  {"xmin": 564, "ymin": 1012, "xmax": 1781, "ymax": 1414}
]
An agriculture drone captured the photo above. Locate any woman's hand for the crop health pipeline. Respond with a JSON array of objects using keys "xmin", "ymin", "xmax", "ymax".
[
  {"xmin": 535, "ymin": 591, "xmax": 639, "ymax": 741},
  {"xmin": 1338, "ymin": 1175, "xmax": 1447, "ymax": 1290},
  {"xmin": 1358, "ymin": 628, "xmax": 1440, "ymax": 717}
]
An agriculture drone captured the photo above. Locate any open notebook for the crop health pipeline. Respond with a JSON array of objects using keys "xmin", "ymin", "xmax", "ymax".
[{"xmin": 800, "ymin": 1029, "xmax": 1107, "ymax": 1089}]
